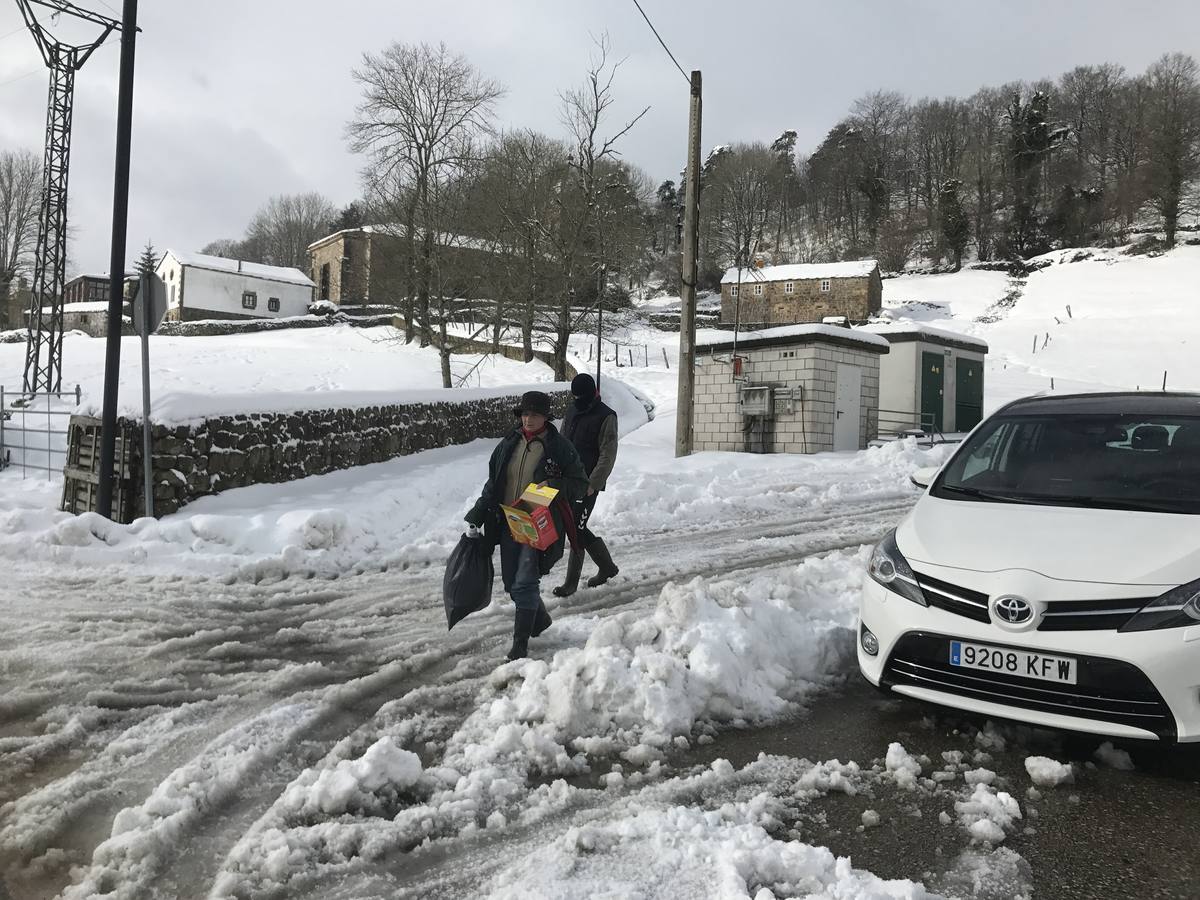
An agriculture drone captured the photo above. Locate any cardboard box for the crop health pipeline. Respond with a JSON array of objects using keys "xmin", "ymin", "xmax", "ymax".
[{"xmin": 500, "ymin": 483, "xmax": 560, "ymax": 550}]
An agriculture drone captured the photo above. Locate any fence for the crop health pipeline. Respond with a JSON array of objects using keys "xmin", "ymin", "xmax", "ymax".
[
  {"xmin": 0, "ymin": 385, "xmax": 82, "ymax": 479},
  {"xmin": 877, "ymin": 407, "xmax": 945, "ymax": 443}
]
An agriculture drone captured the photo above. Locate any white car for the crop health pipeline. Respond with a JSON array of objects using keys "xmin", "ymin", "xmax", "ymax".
[{"xmin": 858, "ymin": 392, "xmax": 1200, "ymax": 743}]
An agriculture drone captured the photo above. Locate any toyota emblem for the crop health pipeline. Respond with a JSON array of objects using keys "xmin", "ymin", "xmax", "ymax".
[{"xmin": 993, "ymin": 595, "xmax": 1034, "ymax": 625}]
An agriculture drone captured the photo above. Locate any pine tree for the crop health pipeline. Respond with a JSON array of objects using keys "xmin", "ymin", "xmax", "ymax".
[
  {"xmin": 939, "ymin": 180, "xmax": 970, "ymax": 271},
  {"xmin": 135, "ymin": 241, "xmax": 159, "ymax": 277}
]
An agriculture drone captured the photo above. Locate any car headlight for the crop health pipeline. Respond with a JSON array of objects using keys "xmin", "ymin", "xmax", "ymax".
[
  {"xmin": 868, "ymin": 530, "xmax": 927, "ymax": 606},
  {"xmin": 1118, "ymin": 578, "xmax": 1200, "ymax": 632}
]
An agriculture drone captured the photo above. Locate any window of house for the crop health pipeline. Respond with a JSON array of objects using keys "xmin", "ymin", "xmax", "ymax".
[
  {"xmin": 729, "ymin": 284, "xmax": 739, "ymax": 298},
  {"xmin": 170, "ymin": 284, "xmax": 176, "ymax": 307},
  {"xmin": 268, "ymin": 297, "xmax": 280, "ymax": 312},
  {"xmin": 753, "ymin": 283, "xmax": 763, "ymax": 296},
  {"xmin": 784, "ymin": 281, "xmax": 794, "ymax": 294},
  {"xmin": 242, "ymin": 291, "xmax": 258, "ymax": 310},
  {"xmin": 820, "ymin": 279, "xmax": 831, "ymax": 293}
]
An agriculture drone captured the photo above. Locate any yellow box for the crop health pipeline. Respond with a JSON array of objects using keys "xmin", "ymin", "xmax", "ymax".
[{"xmin": 500, "ymin": 483, "xmax": 560, "ymax": 550}]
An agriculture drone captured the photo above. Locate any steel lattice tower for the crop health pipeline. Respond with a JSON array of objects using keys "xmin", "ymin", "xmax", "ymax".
[{"xmin": 16, "ymin": 0, "xmax": 122, "ymax": 394}]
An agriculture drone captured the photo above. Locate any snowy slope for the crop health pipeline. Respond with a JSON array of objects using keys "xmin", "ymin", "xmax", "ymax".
[{"xmin": 883, "ymin": 245, "xmax": 1200, "ymax": 404}]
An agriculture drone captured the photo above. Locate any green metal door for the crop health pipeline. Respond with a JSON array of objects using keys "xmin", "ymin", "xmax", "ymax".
[
  {"xmin": 955, "ymin": 357, "xmax": 984, "ymax": 432},
  {"xmin": 920, "ymin": 352, "xmax": 944, "ymax": 433}
]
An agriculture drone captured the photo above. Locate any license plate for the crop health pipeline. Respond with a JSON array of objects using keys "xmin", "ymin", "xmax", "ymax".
[{"xmin": 949, "ymin": 640, "xmax": 1077, "ymax": 685}]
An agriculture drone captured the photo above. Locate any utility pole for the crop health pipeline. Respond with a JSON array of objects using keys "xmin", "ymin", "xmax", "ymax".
[
  {"xmin": 675, "ymin": 70, "xmax": 702, "ymax": 457},
  {"xmin": 16, "ymin": 0, "xmax": 125, "ymax": 395},
  {"xmin": 97, "ymin": 0, "xmax": 139, "ymax": 519}
]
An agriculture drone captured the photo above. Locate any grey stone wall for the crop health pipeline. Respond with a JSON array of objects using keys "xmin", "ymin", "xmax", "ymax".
[
  {"xmin": 107, "ymin": 389, "xmax": 571, "ymax": 521},
  {"xmin": 693, "ymin": 343, "xmax": 881, "ymax": 454}
]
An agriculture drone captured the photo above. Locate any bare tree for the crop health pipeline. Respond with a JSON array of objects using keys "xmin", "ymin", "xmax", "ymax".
[
  {"xmin": 246, "ymin": 192, "xmax": 337, "ymax": 269},
  {"xmin": 541, "ymin": 35, "xmax": 648, "ymax": 380},
  {"xmin": 0, "ymin": 149, "xmax": 41, "ymax": 327},
  {"xmin": 1144, "ymin": 53, "xmax": 1200, "ymax": 247},
  {"xmin": 348, "ymin": 41, "xmax": 503, "ymax": 348}
]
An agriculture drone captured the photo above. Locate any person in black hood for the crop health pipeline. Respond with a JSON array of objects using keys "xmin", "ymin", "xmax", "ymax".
[
  {"xmin": 553, "ymin": 373, "xmax": 620, "ymax": 597},
  {"xmin": 464, "ymin": 390, "xmax": 588, "ymax": 660}
]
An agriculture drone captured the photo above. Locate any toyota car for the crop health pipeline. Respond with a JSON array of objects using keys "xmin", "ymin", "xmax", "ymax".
[{"xmin": 858, "ymin": 392, "xmax": 1200, "ymax": 743}]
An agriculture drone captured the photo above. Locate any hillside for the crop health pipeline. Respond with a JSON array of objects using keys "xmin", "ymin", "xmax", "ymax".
[{"xmin": 881, "ymin": 244, "xmax": 1200, "ymax": 407}]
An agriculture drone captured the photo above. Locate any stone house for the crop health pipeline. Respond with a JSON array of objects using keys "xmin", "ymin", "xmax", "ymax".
[
  {"xmin": 719, "ymin": 260, "xmax": 882, "ymax": 326},
  {"xmin": 156, "ymin": 250, "xmax": 315, "ymax": 323},
  {"xmin": 693, "ymin": 325, "xmax": 888, "ymax": 454},
  {"xmin": 307, "ymin": 226, "xmax": 506, "ymax": 307}
]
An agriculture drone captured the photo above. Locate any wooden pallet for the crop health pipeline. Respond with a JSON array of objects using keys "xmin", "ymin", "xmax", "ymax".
[{"xmin": 61, "ymin": 415, "xmax": 135, "ymax": 523}]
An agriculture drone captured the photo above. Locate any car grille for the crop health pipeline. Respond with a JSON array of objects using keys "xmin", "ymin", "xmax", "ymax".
[
  {"xmin": 882, "ymin": 631, "xmax": 1177, "ymax": 740},
  {"xmin": 1037, "ymin": 598, "xmax": 1151, "ymax": 631},
  {"xmin": 912, "ymin": 570, "xmax": 1152, "ymax": 632},
  {"xmin": 913, "ymin": 571, "xmax": 991, "ymax": 623}
]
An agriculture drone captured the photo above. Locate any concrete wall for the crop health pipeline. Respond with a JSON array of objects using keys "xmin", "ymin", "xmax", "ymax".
[{"xmin": 693, "ymin": 342, "xmax": 881, "ymax": 454}]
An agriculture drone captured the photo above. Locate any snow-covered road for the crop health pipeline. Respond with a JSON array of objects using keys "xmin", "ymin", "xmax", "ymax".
[{"xmin": 1, "ymin": 486, "xmax": 916, "ymax": 899}]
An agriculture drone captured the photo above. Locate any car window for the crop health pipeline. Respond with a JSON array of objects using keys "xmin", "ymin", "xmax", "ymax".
[{"xmin": 933, "ymin": 413, "xmax": 1200, "ymax": 514}]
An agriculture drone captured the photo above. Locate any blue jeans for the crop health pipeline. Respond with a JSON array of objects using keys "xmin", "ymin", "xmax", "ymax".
[{"xmin": 499, "ymin": 532, "xmax": 542, "ymax": 611}]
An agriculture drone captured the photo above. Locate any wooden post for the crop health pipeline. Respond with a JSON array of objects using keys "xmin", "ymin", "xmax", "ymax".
[{"xmin": 675, "ymin": 70, "xmax": 702, "ymax": 458}]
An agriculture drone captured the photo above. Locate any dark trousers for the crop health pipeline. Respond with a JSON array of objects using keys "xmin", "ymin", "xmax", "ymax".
[
  {"xmin": 498, "ymin": 531, "xmax": 542, "ymax": 611},
  {"xmin": 575, "ymin": 493, "xmax": 600, "ymax": 548}
]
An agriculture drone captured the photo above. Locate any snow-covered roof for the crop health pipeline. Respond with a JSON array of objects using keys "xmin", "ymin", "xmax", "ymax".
[
  {"xmin": 307, "ymin": 225, "xmax": 501, "ymax": 255},
  {"xmin": 163, "ymin": 251, "xmax": 314, "ymax": 287},
  {"xmin": 698, "ymin": 323, "xmax": 890, "ymax": 353},
  {"xmin": 60, "ymin": 301, "xmax": 130, "ymax": 313},
  {"xmin": 860, "ymin": 322, "xmax": 989, "ymax": 352},
  {"xmin": 721, "ymin": 260, "xmax": 878, "ymax": 285}
]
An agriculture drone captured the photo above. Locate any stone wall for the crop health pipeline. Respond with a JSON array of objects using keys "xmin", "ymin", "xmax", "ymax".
[
  {"xmin": 156, "ymin": 312, "xmax": 394, "ymax": 337},
  {"xmin": 95, "ymin": 388, "xmax": 572, "ymax": 521},
  {"xmin": 720, "ymin": 271, "xmax": 882, "ymax": 325},
  {"xmin": 693, "ymin": 342, "xmax": 881, "ymax": 454}
]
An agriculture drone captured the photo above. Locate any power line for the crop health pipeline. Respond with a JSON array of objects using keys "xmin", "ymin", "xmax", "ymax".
[
  {"xmin": 1, "ymin": 25, "xmax": 30, "ymax": 41},
  {"xmin": 0, "ymin": 38, "xmax": 118, "ymax": 90},
  {"xmin": 630, "ymin": 0, "xmax": 689, "ymax": 84}
]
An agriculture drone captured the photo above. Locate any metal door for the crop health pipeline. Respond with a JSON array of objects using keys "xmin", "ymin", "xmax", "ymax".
[
  {"xmin": 955, "ymin": 357, "xmax": 984, "ymax": 432},
  {"xmin": 921, "ymin": 352, "xmax": 944, "ymax": 433},
  {"xmin": 834, "ymin": 364, "xmax": 862, "ymax": 451}
]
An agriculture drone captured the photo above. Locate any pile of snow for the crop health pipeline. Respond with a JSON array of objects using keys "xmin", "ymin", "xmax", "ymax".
[
  {"xmin": 955, "ymin": 783, "xmax": 1023, "ymax": 845},
  {"xmin": 1023, "ymin": 756, "xmax": 1074, "ymax": 788},
  {"xmin": 885, "ymin": 742, "xmax": 924, "ymax": 791},
  {"xmin": 279, "ymin": 738, "xmax": 422, "ymax": 817},
  {"xmin": 1094, "ymin": 742, "xmax": 1135, "ymax": 772}
]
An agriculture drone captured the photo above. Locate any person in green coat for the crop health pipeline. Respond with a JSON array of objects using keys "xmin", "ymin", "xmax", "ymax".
[{"xmin": 464, "ymin": 390, "xmax": 589, "ymax": 660}]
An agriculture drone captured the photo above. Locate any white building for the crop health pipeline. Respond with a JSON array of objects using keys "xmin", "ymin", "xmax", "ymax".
[
  {"xmin": 156, "ymin": 251, "xmax": 314, "ymax": 323},
  {"xmin": 693, "ymin": 325, "xmax": 889, "ymax": 454},
  {"xmin": 861, "ymin": 323, "xmax": 989, "ymax": 437}
]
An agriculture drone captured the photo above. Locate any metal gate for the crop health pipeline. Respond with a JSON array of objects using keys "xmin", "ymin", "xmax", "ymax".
[{"xmin": 0, "ymin": 385, "xmax": 81, "ymax": 478}]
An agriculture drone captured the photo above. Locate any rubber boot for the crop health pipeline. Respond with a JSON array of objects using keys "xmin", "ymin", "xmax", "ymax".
[
  {"xmin": 552, "ymin": 549, "xmax": 584, "ymax": 598},
  {"xmin": 507, "ymin": 608, "xmax": 538, "ymax": 660},
  {"xmin": 585, "ymin": 538, "xmax": 620, "ymax": 588},
  {"xmin": 531, "ymin": 601, "xmax": 553, "ymax": 638}
]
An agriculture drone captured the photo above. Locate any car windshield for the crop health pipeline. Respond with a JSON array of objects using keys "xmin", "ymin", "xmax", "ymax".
[{"xmin": 932, "ymin": 412, "xmax": 1200, "ymax": 515}]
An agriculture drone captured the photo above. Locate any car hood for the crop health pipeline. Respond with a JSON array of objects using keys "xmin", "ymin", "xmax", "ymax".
[{"xmin": 898, "ymin": 496, "xmax": 1200, "ymax": 586}]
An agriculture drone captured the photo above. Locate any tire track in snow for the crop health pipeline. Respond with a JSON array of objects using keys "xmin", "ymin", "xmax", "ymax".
[{"xmin": 1, "ymin": 496, "xmax": 915, "ymax": 899}]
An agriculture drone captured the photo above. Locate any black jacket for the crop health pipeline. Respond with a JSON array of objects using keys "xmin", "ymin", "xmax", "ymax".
[
  {"xmin": 562, "ymin": 400, "xmax": 618, "ymax": 491},
  {"xmin": 464, "ymin": 422, "xmax": 589, "ymax": 573}
]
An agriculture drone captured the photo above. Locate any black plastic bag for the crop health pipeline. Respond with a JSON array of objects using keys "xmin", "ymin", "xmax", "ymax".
[{"xmin": 443, "ymin": 534, "xmax": 495, "ymax": 630}]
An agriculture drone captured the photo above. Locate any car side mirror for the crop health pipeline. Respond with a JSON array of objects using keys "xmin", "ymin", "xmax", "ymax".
[{"xmin": 910, "ymin": 467, "xmax": 939, "ymax": 489}]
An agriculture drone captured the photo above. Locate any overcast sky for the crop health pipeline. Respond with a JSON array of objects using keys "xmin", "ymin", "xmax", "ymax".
[{"xmin": 2, "ymin": 0, "xmax": 1199, "ymax": 275}]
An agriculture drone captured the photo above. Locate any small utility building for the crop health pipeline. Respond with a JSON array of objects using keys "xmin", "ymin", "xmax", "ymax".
[
  {"xmin": 863, "ymin": 323, "xmax": 988, "ymax": 436},
  {"xmin": 694, "ymin": 325, "xmax": 889, "ymax": 454}
]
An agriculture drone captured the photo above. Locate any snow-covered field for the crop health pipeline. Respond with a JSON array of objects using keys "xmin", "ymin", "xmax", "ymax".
[{"xmin": 2, "ymin": 247, "xmax": 1198, "ymax": 898}]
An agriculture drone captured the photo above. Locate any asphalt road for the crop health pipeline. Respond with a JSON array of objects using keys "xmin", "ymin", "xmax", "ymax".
[{"xmin": 684, "ymin": 653, "xmax": 1200, "ymax": 900}]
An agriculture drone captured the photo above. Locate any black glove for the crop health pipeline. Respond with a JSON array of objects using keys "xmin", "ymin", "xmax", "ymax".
[{"xmin": 543, "ymin": 459, "xmax": 563, "ymax": 479}]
